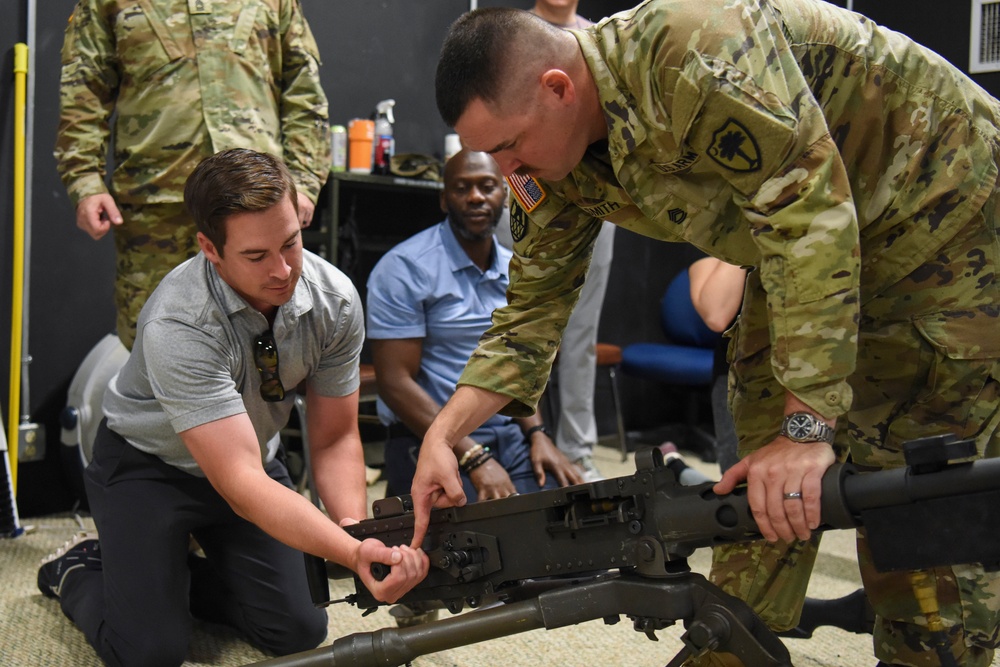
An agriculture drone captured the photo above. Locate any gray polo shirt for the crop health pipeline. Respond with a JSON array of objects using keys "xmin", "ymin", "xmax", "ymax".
[{"xmin": 103, "ymin": 250, "xmax": 363, "ymax": 475}]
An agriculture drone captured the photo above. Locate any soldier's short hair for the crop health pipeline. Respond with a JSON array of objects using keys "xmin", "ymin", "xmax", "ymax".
[
  {"xmin": 436, "ymin": 8, "xmax": 562, "ymax": 127},
  {"xmin": 184, "ymin": 148, "xmax": 298, "ymax": 256}
]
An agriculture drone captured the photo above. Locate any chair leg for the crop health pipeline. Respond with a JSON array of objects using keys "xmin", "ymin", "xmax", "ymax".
[{"xmin": 606, "ymin": 365, "xmax": 628, "ymax": 462}]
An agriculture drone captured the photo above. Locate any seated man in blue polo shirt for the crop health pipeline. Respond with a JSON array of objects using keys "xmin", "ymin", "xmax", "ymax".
[{"xmin": 367, "ymin": 149, "xmax": 583, "ymax": 500}]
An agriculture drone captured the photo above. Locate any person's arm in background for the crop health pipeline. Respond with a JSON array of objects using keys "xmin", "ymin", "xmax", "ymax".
[
  {"xmin": 54, "ymin": 0, "xmax": 124, "ymax": 240},
  {"xmin": 687, "ymin": 257, "xmax": 747, "ymax": 333},
  {"xmin": 277, "ymin": 0, "xmax": 331, "ymax": 227},
  {"xmin": 373, "ymin": 338, "xmax": 521, "ymax": 500}
]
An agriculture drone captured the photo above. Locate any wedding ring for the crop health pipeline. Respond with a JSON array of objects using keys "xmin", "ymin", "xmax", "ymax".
[{"xmin": 782, "ymin": 491, "xmax": 803, "ymax": 500}]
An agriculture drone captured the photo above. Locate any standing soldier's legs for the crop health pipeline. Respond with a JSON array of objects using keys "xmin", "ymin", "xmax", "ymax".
[
  {"xmin": 692, "ymin": 200, "xmax": 999, "ymax": 666},
  {"xmin": 113, "ymin": 202, "xmax": 198, "ymax": 350},
  {"xmin": 848, "ymin": 206, "xmax": 1000, "ymax": 667}
]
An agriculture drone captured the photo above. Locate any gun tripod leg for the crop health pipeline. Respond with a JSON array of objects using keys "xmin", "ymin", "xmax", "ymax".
[
  {"xmin": 665, "ymin": 582, "xmax": 792, "ymax": 667},
  {"xmin": 246, "ymin": 573, "xmax": 792, "ymax": 667},
  {"xmin": 246, "ymin": 595, "xmax": 549, "ymax": 666}
]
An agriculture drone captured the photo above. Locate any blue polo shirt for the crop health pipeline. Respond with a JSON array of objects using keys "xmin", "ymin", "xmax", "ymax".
[{"xmin": 366, "ymin": 220, "xmax": 512, "ymax": 427}]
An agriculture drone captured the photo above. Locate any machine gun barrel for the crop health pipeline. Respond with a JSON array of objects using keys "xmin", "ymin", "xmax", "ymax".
[
  {"xmin": 840, "ymin": 457, "xmax": 1000, "ymax": 511},
  {"xmin": 652, "ymin": 453, "xmax": 1000, "ymax": 562}
]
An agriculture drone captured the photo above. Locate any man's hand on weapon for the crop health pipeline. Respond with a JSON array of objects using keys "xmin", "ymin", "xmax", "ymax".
[
  {"xmin": 409, "ymin": 386, "xmax": 525, "ymax": 548},
  {"xmin": 258, "ymin": 433, "xmax": 1000, "ymax": 667},
  {"xmin": 410, "ymin": 438, "xmax": 468, "ymax": 548},
  {"xmin": 351, "ymin": 537, "xmax": 429, "ymax": 603},
  {"xmin": 715, "ymin": 440, "xmax": 835, "ymax": 543},
  {"xmin": 714, "ymin": 394, "xmax": 838, "ymax": 543}
]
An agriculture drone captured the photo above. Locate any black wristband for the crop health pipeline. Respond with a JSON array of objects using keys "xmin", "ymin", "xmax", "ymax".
[{"xmin": 523, "ymin": 424, "xmax": 550, "ymax": 439}]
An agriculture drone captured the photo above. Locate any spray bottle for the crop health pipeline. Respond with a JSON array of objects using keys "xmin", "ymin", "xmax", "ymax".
[{"xmin": 371, "ymin": 99, "xmax": 396, "ymax": 176}]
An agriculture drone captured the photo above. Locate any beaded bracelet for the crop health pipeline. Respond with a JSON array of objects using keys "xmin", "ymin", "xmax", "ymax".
[
  {"xmin": 458, "ymin": 445, "xmax": 491, "ymax": 472},
  {"xmin": 457, "ymin": 443, "xmax": 484, "ymax": 468},
  {"xmin": 462, "ymin": 450, "xmax": 494, "ymax": 473},
  {"xmin": 461, "ymin": 449, "xmax": 491, "ymax": 471}
]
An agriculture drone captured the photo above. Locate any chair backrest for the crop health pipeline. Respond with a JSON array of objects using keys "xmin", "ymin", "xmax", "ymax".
[{"xmin": 659, "ymin": 268, "xmax": 721, "ymax": 349}]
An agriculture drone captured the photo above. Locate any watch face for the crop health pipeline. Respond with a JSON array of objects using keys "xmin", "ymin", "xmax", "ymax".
[{"xmin": 787, "ymin": 414, "xmax": 815, "ymax": 440}]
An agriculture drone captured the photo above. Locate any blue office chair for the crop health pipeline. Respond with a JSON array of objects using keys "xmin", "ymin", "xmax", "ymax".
[{"xmin": 620, "ymin": 268, "xmax": 721, "ymax": 458}]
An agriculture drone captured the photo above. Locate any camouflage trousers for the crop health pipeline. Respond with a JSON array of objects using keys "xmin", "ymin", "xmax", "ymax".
[
  {"xmin": 691, "ymin": 199, "xmax": 1000, "ymax": 666},
  {"xmin": 113, "ymin": 202, "xmax": 199, "ymax": 350}
]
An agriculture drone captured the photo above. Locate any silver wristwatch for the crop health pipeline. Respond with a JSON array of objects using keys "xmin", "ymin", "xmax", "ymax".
[{"xmin": 780, "ymin": 412, "xmax": 835, "ymax": 444}]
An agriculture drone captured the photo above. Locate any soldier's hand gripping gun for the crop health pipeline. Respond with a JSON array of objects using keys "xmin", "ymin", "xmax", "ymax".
[{"xmin": 252, "ymin": 435, "xmax": 1000, "ymax": 667}]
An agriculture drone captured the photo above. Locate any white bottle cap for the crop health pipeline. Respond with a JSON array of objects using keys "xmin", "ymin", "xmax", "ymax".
[{"xmin": 444, "ymin": 134, "xmax": 462, "ymax": 162}]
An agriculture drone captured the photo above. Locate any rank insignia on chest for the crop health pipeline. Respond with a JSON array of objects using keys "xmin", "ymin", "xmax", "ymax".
[
  {"xmin": 506, "ymin": 173, "xmax": 547, "ymax": 212},
  {"xmin": 707, "ymin": 118, "xmax": 762, "ymax": 173}
]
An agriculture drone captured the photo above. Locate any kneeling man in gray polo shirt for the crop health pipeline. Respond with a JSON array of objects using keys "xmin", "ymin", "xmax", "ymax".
[{"xmin": 38, "ymin": 148, "xmax": 428, "ymax": 667}]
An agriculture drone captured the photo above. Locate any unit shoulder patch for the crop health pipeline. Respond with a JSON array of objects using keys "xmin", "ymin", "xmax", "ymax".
[
  {"xmin": 707, "ymin": 118, "xmax": 762, "ymax": 173},
  {"xmin": 509, "ymin": 197, "xmax": 529, "ymax": 243}
]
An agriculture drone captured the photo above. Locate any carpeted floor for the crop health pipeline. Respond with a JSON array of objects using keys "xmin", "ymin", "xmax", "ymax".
[{"xmin": 1, "ymin": 443, "xmax": 926, "ymax": 667}]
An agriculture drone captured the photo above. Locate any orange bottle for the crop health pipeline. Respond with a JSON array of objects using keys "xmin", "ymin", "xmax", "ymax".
[{"xmin": 348, "ymin": 119, "xmax": 375, "ymax": 173}]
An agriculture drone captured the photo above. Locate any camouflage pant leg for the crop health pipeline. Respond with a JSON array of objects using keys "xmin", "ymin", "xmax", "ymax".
[
  {"xmin": 848, "ymin": 202, "xmax": 1000, "ymax": 667},
  {"xmin": 113, "ymin": 202, "xmax": 198, "ymax": 350},
  {"xmin": 689, "ymin": 200, "xmax": 1000, "ymax": 667}
]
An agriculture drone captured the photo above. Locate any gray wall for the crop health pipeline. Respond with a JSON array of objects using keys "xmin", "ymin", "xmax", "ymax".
[
  {"xmin": 319, "ymin": 0, "xmax": 636, "ymax": 157},
  {"xmin": 1, "ymin": 0, "xmax": 995, "ymax": 513}
]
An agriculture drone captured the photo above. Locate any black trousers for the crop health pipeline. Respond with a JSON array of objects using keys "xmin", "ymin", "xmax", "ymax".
[{"xmin": 60, "ymin": 421, "xmax": 327, "ymax": 667}]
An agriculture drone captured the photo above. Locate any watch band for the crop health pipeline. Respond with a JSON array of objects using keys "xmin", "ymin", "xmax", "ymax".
[
  {"xmin": 523, "ymin": 424, "xmax": 551, "ymax": 439},
  {"xmin": 780, "ymin": 412, "xmax": 835, "ymax": 444}
]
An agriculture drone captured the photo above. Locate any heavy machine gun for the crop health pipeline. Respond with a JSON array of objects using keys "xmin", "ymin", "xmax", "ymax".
[{"xmin": 250, "ymin": 435, "xmax": 1000, "ymax": 667}]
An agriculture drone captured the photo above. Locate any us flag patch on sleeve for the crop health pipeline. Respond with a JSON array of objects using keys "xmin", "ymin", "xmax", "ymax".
[{"xmin": 506, "ymin": 173, "xmax": 546, "ymax": 212}]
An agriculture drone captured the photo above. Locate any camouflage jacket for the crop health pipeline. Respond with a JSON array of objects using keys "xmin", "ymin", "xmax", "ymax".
[
  {"xmin": 463, "ymin": 0, "xmax": 1000, "ymax": 419},
  {"xmin": 55, "ymin": 0, "xmax": 331, "ymax": 206}
]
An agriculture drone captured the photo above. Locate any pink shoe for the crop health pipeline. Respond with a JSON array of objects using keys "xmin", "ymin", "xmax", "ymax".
[{"xmin": 658, "ymin": 441, "xmax": 680, "ymax": 460}]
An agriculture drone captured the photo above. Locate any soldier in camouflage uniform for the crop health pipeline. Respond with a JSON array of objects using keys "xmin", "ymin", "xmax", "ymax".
[
  {"xmin": 411, "ymin": 2, "xmax": 1000, "ymax": 665},
  {"xmin": 55, "ymin": 0, "xmax": 331, "ymax": 350}
]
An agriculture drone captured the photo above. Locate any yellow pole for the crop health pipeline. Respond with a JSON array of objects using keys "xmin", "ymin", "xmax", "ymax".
[{"xmin": 8, "ymin": 43, "xmax": 29, "ymax": 493}]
